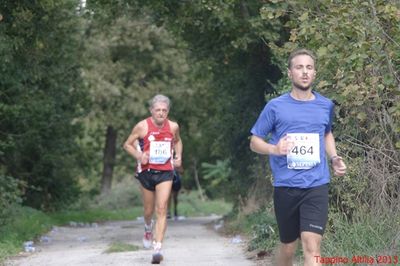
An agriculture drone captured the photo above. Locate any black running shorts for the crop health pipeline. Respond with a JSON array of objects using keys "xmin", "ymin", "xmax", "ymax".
[
  {"xmin": 273, "ymin": 184, "xmax": 329, "ymax": 243},
  {"xmin": 136, "ymin": 170, "xmax": 174, "ymax": 191}
]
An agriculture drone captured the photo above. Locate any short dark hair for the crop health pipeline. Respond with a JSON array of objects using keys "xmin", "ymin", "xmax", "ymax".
[{"xmin": 288, "ymin": 48, "xmax": 316, "ymax": 69}]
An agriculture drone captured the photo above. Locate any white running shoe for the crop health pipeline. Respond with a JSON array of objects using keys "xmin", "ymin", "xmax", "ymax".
[
  {"xmin": 151, "ymin": 242, "xmax": 163, "ymax": 264},
  {"xmin": 143, "ymin": 231, "xmax": 153, "ymax": 249}
]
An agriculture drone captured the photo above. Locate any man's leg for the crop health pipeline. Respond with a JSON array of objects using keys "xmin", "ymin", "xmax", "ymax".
[
  {"xmin": 274, "ymin": 187, "xmax": 301, "ymax": 266},
  {"xmin": 299, "ymin": 184, "xmax": 328, "ymax": 266},
  {"xmin": 300, "ymin": 231, "xmax": 322, "ymax": 266},
  {"xmin": 154, "ymin": 180, "xmax": 173, "ymax": 242},
  {"xmin": 140, "ymin": 185, "xmax": 155, "ymax": 226},
  {"xmin": 275, "ymin": 240, "xmax": 298, "ymax": 266},
  {"xmin": 139, "ymin": 185, "xmax": 156, "ymax": 249},
  {"xmin": 151, "ymin": 180, "xmax": 173, "ymax": 263}
]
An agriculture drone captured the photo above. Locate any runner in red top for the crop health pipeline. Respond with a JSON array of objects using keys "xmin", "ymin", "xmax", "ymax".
[
  {"xmin": 123, "ymin": 94, "xmax": 183, "ymax": 264},
  {"xmin": 138, "ymin": 117, "xmax": 174, "ymax": 173}
]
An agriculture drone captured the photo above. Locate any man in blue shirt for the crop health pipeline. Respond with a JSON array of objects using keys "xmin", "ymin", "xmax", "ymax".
[{"xmin": 250, "ymin": 48, "xmax": 346, "ymax": 266}]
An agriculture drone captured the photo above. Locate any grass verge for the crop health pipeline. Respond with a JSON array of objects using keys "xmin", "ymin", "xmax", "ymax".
[
  {"xmin": 173, "ymin": 191, "xmax": 232, "ymax": 217},
  {"xmin": 224, "ymin": 203, "xmax": 400, "ymax": 264},
  {"xmin": 104, "ymin": 242, "xmax": 140, "ymax": 253},
  {"xmin": 0, "ymin": 206, "xmax": 54, "ymax": 262},
  {"xmin": 224, "ymin": 204, "xmax": 279, "ymax": 252},
  {"xmin": 323, "ymin": 212, "xmax": 400, "ymax": 258}
]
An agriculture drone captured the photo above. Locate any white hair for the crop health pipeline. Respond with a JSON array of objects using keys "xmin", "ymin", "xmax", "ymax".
[{"xmin": 149, "ymin": 94, "xmax": 171, "ymax": 109}]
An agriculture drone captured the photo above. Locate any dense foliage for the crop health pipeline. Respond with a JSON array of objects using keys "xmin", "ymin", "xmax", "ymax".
[
  {"xmin": 261, "ymin": 0, "xmax": 400, "ymax": 215},
  {"xmin": 80, "ymin": 1, "xmax": 194, "ymax": 193},
  {"xmin": 0, "ymin": 1, "xmax": 88, "ymax": 210},
  {"xmin": 137, "ymin": 0, "xmax": 283, "ymax": 201},
  {"xmin": 140, "ymin": 0, "xmax": 400, "ymax": 216}
]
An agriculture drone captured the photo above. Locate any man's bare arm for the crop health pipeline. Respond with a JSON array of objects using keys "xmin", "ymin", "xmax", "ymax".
[
  {"xmin": 123, "ymin": 121, "xmax": 147, "ymax": 163},
  {"xmin": 250, "ymin": 135, "xmax": 294, "ymax": 156},
  {"xmin": 325, "ymin": 131, "xmax": 346, "ymax": 176},
  {"xmin": 172, "ymin": 122, "xmax": 183, "ymax": 167}
]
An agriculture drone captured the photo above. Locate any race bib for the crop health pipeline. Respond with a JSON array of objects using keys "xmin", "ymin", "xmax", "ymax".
[
  {"xmin": 149, "ymin": 141, "xmax": 171, "ymax": 164},
  {"xmin": 287, "ymin": 133, "xmax": 320, "ymax": 169}
]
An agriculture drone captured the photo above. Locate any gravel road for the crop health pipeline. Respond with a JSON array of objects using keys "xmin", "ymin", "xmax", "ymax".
[{"xmin": 5, "ymin": 216, "xmax": 270, "ymax": 266}]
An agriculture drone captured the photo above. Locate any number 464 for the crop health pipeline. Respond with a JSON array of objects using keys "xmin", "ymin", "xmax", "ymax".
[{"xmin": 291, "ymin": 145, "xmax": 313, "ymax": 155}]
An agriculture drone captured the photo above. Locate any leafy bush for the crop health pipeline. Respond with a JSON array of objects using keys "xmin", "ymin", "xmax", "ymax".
[
  {"xmin": 329, "ymin": 156, "xmax": 370, "ymax": 218},
  {"xmin": 0, "ymin": 175, "xmax": 22, "ymax": 226},
  {"xmin": 89, "ymin": 178, "xmax": 142, "ymax": 210},
  {"xmin": 226, "ymin": 204, "xmax": 279, "ymax": 252},
  {"xmin": 201, "ymin": 159, "xmax": 232, "ymax": 196},
  {"xmin": 247, "ymin": 206, "xmax": 279, "ymax": 252},
  {"xmin": 0, "ymin": 205, "xmax": 53, "ymax": 263},
  {"xmin": 176, "ymin": 191, "xmax": 233, "ymax": 217}
]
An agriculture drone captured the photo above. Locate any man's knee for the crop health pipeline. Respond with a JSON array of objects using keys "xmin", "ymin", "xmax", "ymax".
[
  {"xmin": 275, "ymin": 240, "xmax": 297, "ymax": 266},
  {"xmin": 143, "ymin": 205, "xmax": 154, "ymax": 216},
  {"xmin": 280, "ymin": 241, "xmax": 297, "ymax": 257},
  {"xmin": 301, "ymin": 231, "xmax": 322, "ymax": 255},
  {"xmin": 156, "ymin": 203, "xmax": 168, "ymax": 215}
]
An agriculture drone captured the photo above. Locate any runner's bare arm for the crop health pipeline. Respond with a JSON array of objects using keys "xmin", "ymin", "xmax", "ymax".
[
  {"xmin": 325, "ymin": 131, "xmax": 346, "ymax": 176},
  {"xmin": 171, "ymin": 122, "xmax": 183, "ymax": 167},
  {"xmin": 250, "ymin": 135, "xmax": 291, "ymax": 156},
  {"xmin": 324, "ymin": 131, "xmax": 338, "ymax": 159},
  {"xmin": 123, "ymin": 121, "xmax": 147, "ymax": 162}
]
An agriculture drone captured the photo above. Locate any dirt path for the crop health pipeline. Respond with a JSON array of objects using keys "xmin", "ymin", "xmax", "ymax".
[{"xmin": 5, "ymin": 216, "xmax": 269, "ymax": 266}]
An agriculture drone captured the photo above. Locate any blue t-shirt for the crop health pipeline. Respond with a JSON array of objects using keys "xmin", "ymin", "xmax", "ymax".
[{"xmin": 250, "ymin": 91, "xmax": 334, "ymax": 188}]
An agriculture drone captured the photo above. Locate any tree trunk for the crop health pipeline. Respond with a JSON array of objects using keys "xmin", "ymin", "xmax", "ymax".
[
  {"xmin": 101, "ymin": 125, "xmax": 117, "ymax": 194},
  {"xmin": 192, "ymin": 158, "xmax": 206, "ymax": 201}
]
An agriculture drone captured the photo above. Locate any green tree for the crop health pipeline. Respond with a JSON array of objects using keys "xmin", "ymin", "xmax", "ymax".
[
  {"xmin": 0, "ymin": 1, "xmax": 88, "ymax": 210},
  {"xmin": 81, "ymin": 4, "xmax": 192, "ymax": 193},
  {"xmin": 136, "ymin": 0, "xmax": 285, "ymax": 203}
]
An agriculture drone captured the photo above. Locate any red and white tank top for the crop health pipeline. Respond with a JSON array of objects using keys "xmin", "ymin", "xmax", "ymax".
[{"xmin": 137, "ymin": 117, "xmax": 174, "ymax": 172}]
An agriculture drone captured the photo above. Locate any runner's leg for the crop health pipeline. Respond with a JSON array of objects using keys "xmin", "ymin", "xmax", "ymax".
[
  {"xmin": 299, "ymin": 185, "xmax": 328, "ymax": 266},
  {"xmin": 140, "ymin": 185, "xmax": 155, "ymax": 227},
  {"xmin": 275, "ymin": 240, "xmax": 298, "ymax": 266},
  {"xmin": 154, "ymin": 180, "xmax": 173, "ymax": 242},
  {"xmin": 301, "ymin": 231, "xmax": 322, "ymax": 266}
]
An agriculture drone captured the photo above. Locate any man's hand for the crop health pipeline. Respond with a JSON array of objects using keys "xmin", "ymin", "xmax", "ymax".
[
  {"xmin": 275, "ymin": 135, "xmax": 295, "ymax": 155},
  {"xmin": 331, "ymin": 156, "xmax": 346, "ymax": 176},
  {"xmin": 139, "ymin": 152, "xmax": 149, "ymax": 165},
  {"xmin": 173, "ymin": 157, "xmax": 182, "ymax": 168}
]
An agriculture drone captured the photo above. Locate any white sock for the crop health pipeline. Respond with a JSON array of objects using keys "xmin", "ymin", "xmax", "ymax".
[
  {"xmin": 153, "ymin": 242, "xmax": 162, "ymax": 251},
  {"xmin": 144, "ymin": 220, "xmax": 153, "ymax": 231}
]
